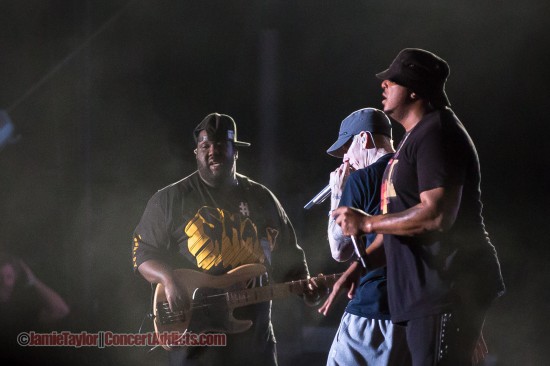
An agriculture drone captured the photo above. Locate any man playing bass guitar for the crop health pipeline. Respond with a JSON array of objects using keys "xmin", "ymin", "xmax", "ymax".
[{"xmin": 132, "ymin": 113, "xmax": 321, "ymax": 366}]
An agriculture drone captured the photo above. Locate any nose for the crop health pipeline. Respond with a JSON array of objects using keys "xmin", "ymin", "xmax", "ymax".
[
  {"xmin": 381, "ymin": 79, "xmax": 390, "ymax": 89},
  {"xmin": 207, "ymin": 143, "xmax": 224, "ymax": 157}
]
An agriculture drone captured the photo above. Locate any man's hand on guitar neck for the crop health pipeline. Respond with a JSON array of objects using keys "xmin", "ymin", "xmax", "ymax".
[
  {"xmin": 138, "ymin": 259, "xmax": 190, "ymax": 312},
  {"xmin": 302, "ymin": 275, "xmax": 330, "ymax": 307}
]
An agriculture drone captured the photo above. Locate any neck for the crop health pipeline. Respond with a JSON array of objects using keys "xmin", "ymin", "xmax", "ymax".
[
  {"xmin": 200, "ymin": 173, "xmax": 238, "ymax": 189},
  {"xmin": 359, "ymin": 147, "xmax": 393, "ymax": 168},
  {"xmin": 397, "ymin": 101, "xmax": 434, "ymax": 132}
]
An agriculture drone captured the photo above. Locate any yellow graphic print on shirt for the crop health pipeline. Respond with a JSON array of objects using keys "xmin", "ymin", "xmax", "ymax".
[
  {"xmin": 132, "ymin": 235, "xmax": 140, "ymax": 269},
  {"xmin": 381, "ymin": 159, "xmax": 398, "ymax": 214},
  {"xmin": 185, "ymin": 206, "xmax": 267, "ymax": 270}
]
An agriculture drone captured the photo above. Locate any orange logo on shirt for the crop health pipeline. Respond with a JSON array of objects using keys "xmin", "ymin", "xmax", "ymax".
[{"xmin": 381, "ymin": 159, "xmax": 398, "ymax": 214}]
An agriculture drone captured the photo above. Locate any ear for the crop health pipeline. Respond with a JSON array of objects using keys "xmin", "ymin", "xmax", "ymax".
[
  {"xmin": 410, "ymin": 92, "xmax": 418, "ymax": 100},
  {"xmin": 359, "ymin": 132, "xmax": 375, "ymax": 149},
  {"xmin": 194, "ymin": 148, "xmax": 197, "ymax": 155},
  {"xmin": 358, "ymin": 132, "xmax": 367, "ymax": 149}
]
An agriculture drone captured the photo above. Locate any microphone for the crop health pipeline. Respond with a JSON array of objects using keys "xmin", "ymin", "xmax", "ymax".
[
  {"xmin": 304, "ymin": 184, "xmax": 331, "ymax": 209},
  {"xmin": 350, "ymin": 235, "xmax": 369, "ymax": 269}
]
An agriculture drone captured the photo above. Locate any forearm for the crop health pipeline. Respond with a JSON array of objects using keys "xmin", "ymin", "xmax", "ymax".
[
  {"xmin": 364, "ymin": 234, "xmax": 386, "ymax": 269},
  {"xmin": 362, "ymin": 186, "xmax": 461, "ymax": 236},
  {"xmin": 33, "ymin": 280, "xmax": 70, "ymax": 323},
  {"xmin": 139, "ymin": 259, "xmax": 190, "ymax": 312},
  {"xmin": 368, "ymin": 205, "xmax": 443, "ymax": 236},
  {"xmin": 328, "ymin": 177, "xmax": 355, "ymax": 261},
  {"xmin": 327, "ymin": 218, "xmax": 354, "ymax": 262},
  {"xmin": 138, "ymin": 259, "xmax": 175, "ymax": 286}
]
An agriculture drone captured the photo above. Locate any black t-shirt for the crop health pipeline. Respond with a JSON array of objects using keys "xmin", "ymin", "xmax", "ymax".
[
  {"xmin": 132, "ymin": 172, "xmax": 309, "ymax": 348},
  {"xmin": 381, "ymin": 108, "xmax": 505, "ymax": 322},
  {"xmin": 340, "ymin": 153, "xmax": 393, "ymax": 320}
]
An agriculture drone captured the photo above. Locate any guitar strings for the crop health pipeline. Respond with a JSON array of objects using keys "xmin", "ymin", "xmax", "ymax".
[{"xmin": 158, "ymin": 273, "xmax": 343, "ymax": 319}]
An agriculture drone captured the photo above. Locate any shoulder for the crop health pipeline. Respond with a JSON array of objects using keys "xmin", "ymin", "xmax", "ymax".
[
  {"xmin": 236, "ymin": 173, "xmax": 273, "ymax": 195},
  {"xmin": 371, "ymin": 153, "xmax": 394, "ymax": 170},
  {"xmin": 415, "ymin": 108, "xmax": 462, "ymax": 135},
  {"xmin": 345, "ymin": 170, "xmax": 374, "ymax": 196},
  {"xmin": 158, "ymin": 171, "xmax": 199, "ymax": 194},
  {"xmin": 418, "ymin": 108, "xmax": 473, "ymax": 149},
  {"xmin": 236, "ymin": 173, "xmax": 284, "ymax": 209},
  {"xmin": 349, "ymin": 153, "xmax": 394, "ymax": 182},
  {"xmin": 146, "ymin": 172, "xmax": 199, "ymax": 207},
  {"xmin": 407, "ymin": 110, "xmax": 452, "ymax": 151},
  {"xmin": 159, "ymin": 171, "xmax": 198, "ymax": 191}
]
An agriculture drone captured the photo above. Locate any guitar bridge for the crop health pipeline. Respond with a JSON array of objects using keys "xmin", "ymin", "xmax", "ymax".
[{"xmin": 156, "ymin": 302, "xmax": 185, "ymax": 325}]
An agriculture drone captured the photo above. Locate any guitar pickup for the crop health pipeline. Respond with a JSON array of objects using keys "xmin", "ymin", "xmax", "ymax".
[{"xmin": 156, "ymin": 301, "xmax": 185, "ymax": 325}]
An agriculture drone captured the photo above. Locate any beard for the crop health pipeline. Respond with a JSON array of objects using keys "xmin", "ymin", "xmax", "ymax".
[{"xmin": 197, "ymin": 156, "xmax": 236, "ymax": 188}]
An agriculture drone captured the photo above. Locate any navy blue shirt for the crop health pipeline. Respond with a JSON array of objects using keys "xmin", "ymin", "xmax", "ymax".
[{"xmin": 339, "ymin": 153, "xmax": 393, "ymax": 320}]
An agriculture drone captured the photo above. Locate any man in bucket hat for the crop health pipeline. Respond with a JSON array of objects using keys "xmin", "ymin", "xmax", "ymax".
[
  {"xmin": 333, "ymin": 49, "xmax": 505, "ymax": 365},
  {"xmin": 133, "ymin": 113, "xmax": 320, "ymax": 366},
  {"xmin": 318, "ymin": 108, "xmax": 411, "ymax": 365}
]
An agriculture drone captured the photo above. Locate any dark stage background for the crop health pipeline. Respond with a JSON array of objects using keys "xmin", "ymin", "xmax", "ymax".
[{"xmin": 0, "ymin": 1, "xmax": 548, "ymax": 365}]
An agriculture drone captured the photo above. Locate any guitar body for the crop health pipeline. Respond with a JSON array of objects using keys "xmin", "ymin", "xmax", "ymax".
[{"xmin": 153, "ymin": 263, "xmax": 268, "ymax": 350}]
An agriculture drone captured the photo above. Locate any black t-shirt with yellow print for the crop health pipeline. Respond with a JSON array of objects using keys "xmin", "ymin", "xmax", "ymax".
[
  {"xmin": 132, "ymin": 171, "xmax": 309, "ymax": 359},
  {"xmin": 133, "ymin": 171, "xmax": 308, "ymax": 281}
]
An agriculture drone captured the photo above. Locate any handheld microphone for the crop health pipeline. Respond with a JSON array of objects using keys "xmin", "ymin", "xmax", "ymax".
[
  {"xmin": 351, "ymin": 235, "xmax": 369, "ymax": 269},
  {"xmin": 304, "ymin": 184, "xmax": 331, "ymax": 209}
]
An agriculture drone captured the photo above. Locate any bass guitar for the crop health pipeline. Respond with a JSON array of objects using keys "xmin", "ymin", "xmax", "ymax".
[{"xmin": 152, "ymin": 263, "xmax": 341, "ymax": 350}]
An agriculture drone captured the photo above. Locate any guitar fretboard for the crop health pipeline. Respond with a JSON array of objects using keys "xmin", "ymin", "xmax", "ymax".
[{"xmin": 227, "ymin": 273, "xmax": 341, "ymax": 308}]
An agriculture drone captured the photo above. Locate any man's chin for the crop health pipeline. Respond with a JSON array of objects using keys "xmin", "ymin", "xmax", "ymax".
[{"xmin": 199, "ymin": 171, "xmax": 227, "ymax": 187}]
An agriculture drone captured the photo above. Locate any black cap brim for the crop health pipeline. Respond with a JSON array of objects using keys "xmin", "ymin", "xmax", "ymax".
[
  {"xmin": 376, "ymin": 69, "xmax": 392, "ymax": 80},
  {"xmin": 234, "ymin": 141, "xmax": 251, "ymax": 147}
]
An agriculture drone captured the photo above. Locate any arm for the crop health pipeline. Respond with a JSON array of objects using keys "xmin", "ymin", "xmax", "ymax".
[
  {"xmin": 318, "ymin": 260, "xmax": 362, "ymax": 316},
  {"xmin": 263, "ymin": 184, "xmax": 310, "ymax": 282},
  {"xmin": 133, "ymin": 191, "xmax": 189, "ymax": 311},
  {"xmin": 327, "ymin": 158, "xmax": 354, "ymax": 261},
  {"xmin": 327, "ymin": 219, "xmax": 354, "ymax": 261},
  {"xmin": 20, "ymin": 261, "xmax": 70, "ymax": 323},
  {"xmin": 333, "ymin": 185, "xmax": 463, "ymax": 237},
  {"xmin": 318, "ymin": 233, "xmax": 386, "ymax": 316},
  {"xmin": 364, "ymin": 233, "xmax": 385, "ymax": 268},
  {"xmin": 138, "ymin": 259, "xmax": 189, "ymax": 312}
]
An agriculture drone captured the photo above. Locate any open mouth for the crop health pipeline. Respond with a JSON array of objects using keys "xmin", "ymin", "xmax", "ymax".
[{"xmin": 209, "ymin": 161, "xmax": 222, "ymax": 169}]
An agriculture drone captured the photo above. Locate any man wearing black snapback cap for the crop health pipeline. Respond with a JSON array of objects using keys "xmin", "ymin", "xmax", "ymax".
[
  {"xmin": 132, "ymin": 113, "xmax": 317, "ymax": 365},
  {"xmin": 333, "ymin": 49, "xmax": 505, "ymax": 365}
]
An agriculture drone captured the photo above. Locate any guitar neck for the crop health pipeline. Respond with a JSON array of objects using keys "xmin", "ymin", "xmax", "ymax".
[{"xmin": 227, "ymin": 273, "xmax": 341, "ymax": 308}]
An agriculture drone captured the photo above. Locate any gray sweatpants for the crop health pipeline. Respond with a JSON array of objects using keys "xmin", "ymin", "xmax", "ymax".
[{"xmin": 327, "ymin": 312, "xmax": 411, "ymax": 366}]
